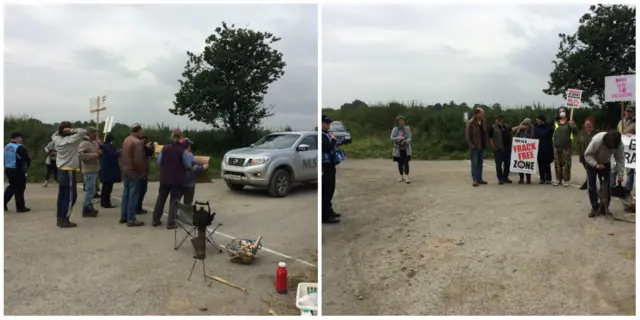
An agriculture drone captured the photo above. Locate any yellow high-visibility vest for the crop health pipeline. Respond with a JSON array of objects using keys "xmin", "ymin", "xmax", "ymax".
[{"xmin": 553, "ymin": 121, "xmax": 574, "ymax": 143}]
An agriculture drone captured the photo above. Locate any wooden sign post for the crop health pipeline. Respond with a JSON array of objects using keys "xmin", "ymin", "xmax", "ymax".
[{"xmin": 90, "ymin": 95, "xmax": 107, "ymax": 135}]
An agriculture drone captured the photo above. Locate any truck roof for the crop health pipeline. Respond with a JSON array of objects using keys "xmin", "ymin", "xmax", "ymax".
[{"xmin": 269, "ymin": 131, "xmax": 316, "ymax": 135}]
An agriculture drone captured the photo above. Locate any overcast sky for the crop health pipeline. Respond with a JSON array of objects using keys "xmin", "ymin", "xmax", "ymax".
[
  {"xmin": 4, "ymin": 4, "xmax": 318, "ymax": 130},
  {"xmin": 322, "ymin": 4, "xmax": 587, "ymax": 109}
]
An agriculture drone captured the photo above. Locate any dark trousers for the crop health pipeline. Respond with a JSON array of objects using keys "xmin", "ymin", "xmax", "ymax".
[
  {"xmin": 396, "ymin": 151, "xmax": 409, "ymax": 175},
  {"xmin": 518, "ymin": 173, "xmax": 531, "ymax": 182},
  {"xmin": 322, "ymin": 165, "xmax": 336, "ymax": 220},
  {"xmin": 152, "ymin": 184, "xmax": 183, "ymax": 226},
  {"xmin": 538, "ymin": 160, "xmax": 552, "ymax": 182},
  {"xmin": 5, "ymin": 168, "xmax": 27, "ymax": 210},
  {"xmin": 586, "ymin": 163, "xmax": 611, "ymax": 209},
  {"xmin": 45, "ymin": 163, "xmax": 58, "ymax": 182},
  {"xmin": 493, "ymin": 149, "xmax": 511, "ymax": 182},
  {"xmin": 137, "ymin": 178, "xmax": 148, "ymax": 213},
  {"xmin": 57, "ymin": 170, "xmax": 78, "ymax": 220},
  {"xmin": 101, "ymin": 182, "xmax": 114, "ymax": 206},
  {"xmin": 470, "ymin": 148, "xmax": 485, "ymax": 182},
  {"xmin": 182, "ymin": 186, "xmax": 196, "ymax": 205}
]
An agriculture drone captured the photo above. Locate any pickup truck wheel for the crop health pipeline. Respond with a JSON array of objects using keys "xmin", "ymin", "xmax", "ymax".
[
  {"xmin": 226, "ymin": 182, "xmax": 245, "ymax": 191},
  {"xmin": 268, "ymin": 169, "xmax": 291, "ymax": 197}
]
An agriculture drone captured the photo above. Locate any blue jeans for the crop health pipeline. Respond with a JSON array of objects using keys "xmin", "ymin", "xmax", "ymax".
[
  {"xmin": 470, "ymin": 148, "xmax": 485, "ymax": 182},
  {"xmin": 121, "ymin": 176, "xmax": 140, "ymax": 222},
  {"xmin": 611, "ymin": 168, "xmax": 635, "ymax": 191},
  {"xmin": 83, "ymin": 172, "xmax": 97, "ymax": 210}
]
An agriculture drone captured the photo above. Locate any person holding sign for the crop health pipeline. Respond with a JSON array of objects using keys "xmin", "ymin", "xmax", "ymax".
[
  {"xmin": 488, "ymin": 115, "xmax": 513, "ymax": 184},
  {"xmin": 98, "ymin": 133, "xmax": 121, "ymax": 209},
  {"xmin": 612, "ymin": 106, "xmax": 636, "ymax": 190},
  {"xmin": 533, "ymin": 114, "xmax": 554, "ymax": 184},
  {"xmin": 577, "ymin": 117, "xmax": 598, "ymax": 190},
  {"xmin": 514, "ymin": 118, "xmax": 535, "ymax": 184},
  {"xmin": 552, "ymin": 107, "xmax": 577, "ymax": 187},
  {"xmin": 583, "ymin": 131, "xmax": 625, "ymax": 217},
  {"xmin": 465, "ymin": 108, "xmax": 488, "ymax": 187}
]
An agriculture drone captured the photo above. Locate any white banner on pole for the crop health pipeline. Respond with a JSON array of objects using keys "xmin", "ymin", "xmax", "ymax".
[
  {"xmin": 604, "ymin": 75, "xmax": 636, "ymax": 102},
  {"xmin": 103, "ymin": 116, "xmax": 115, "ymax": 134},
  {"xmin": 611, "ymin": 135, "xmax": 636, "ymax": 169},
  {"xmin": 509, "ymin": 138, "xmax": 539, "ymax": 174}
]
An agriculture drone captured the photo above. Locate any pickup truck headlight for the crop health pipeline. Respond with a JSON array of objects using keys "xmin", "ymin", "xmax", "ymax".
[{"xmin": 246, "ymin": 157, "xmax": 268, "ymax": 166}]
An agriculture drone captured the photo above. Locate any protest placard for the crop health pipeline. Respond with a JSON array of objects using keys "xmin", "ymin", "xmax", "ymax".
[
  {"xmin": 566, "ymin": 89, "xmax": 582, "ymax": 108},
  {"xmin": 463, "ymin": 112, "xmax": 469, "ymax": 122},
  {"xmin": 510, "ymin": 138, "xmax": 539, "ymax": 174},
  {"xmin": 605, "ymin": 75, "xmax": 636, "ymax": 102},
  {"xmin": 611, "ymin": 135, "xmax": 636, "ymax": 169}
]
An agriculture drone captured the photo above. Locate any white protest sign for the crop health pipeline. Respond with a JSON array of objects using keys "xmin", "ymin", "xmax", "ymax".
[
  {"xmin": 510, "ymin": 138, "xmax": 539, "ymax": 174},
  {"xmin": 605, "ymin": 75, "xmax": 636, "ymax": 102},
  {"xmin": 611, "ymin": 135, "xmax": 636, "ymax": 169},
  {"xmin": 103, "ymin": 116, "xmax": 115, "ymax": 134},
  {"xmin": 463, "ymin": 112, "xmax": 469, "ymax": 122},
  {"xmin": 566, "ymin": 89, "xmax": 583, "ymax": 108}
]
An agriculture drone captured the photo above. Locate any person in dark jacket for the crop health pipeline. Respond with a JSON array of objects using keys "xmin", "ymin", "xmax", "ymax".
[
  {"xmin": 465, "ymin": 108, "xmax": 489, "ymax": 186},
  {"xmin": 4, "ymin": 132, "xmax": 31, "ymax": 212},
  {"xmin": 99, "ymin": 133, "xmax": 121, "ymax": 208},
  {"xmin": 321, "ymin": 115, "xmax": 340, "ymax": 224},
  {"xmin": 533, "ymin": 114, "xmax": 554, "ymax": 184},
  {"xmin": 577, "ymin": 117, "xmax": 598, "ymax": 190},
  {"xmin": 136, "ymin": 135, "xmax": 155, "ymax": 214},
  {"xmin": 120, "ymin": 124, "xmax": 146, "ymax": 227},
  {"xmin": 488, "ymin": 115, "xmax": 514, "ymax": 184},
  {"xmin": 152, "ymin": 129, "xmax": 192, "ymax": 229}
]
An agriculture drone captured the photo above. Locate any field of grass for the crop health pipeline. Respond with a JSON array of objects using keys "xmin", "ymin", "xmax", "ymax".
[
  {"xmin": 324, "ymin": 101, "xmax": 625, "ymax": 160},
  {"xmin": 4, "ymin": 115, "xmax": 272, "ymax": 183}
]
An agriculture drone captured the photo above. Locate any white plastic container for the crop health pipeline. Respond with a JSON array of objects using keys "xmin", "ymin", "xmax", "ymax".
[{"xmin": 296, "ymin": 282, "xmax": 318, "ymax": 316}]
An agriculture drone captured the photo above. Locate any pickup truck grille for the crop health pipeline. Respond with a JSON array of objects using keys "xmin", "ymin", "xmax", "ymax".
[{"xmin": 227, "ymin": 157, "xmax": 245, "ymax": 166}]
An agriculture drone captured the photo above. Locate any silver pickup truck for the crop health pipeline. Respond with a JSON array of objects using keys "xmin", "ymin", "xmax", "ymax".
[{"xmin": 221, "ymin": 131, "xmax": 318, "ymax": 197}]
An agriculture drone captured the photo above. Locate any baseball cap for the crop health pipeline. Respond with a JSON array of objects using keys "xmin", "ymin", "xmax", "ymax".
[
  {"xmin": 180, "ymin": 138, "xmax": 194, "ymax": 146},
  {"xmin": 10, "ymin": 132, "xmax": 22, "ymax": 139},
  {"xmin": 322, "ymin": 115, "xmax": 333, "ymax": 124}
]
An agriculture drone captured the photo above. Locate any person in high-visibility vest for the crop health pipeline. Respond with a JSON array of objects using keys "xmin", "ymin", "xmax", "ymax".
[{"xmin": 552, "ymin": 107, "xmax": 578, "ymax": 187}]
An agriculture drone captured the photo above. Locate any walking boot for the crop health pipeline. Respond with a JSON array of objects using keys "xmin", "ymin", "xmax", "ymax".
[
  {"xmin": 82, "ymin": 207, "xmax": 98, "ymax": 217},
  {"xmin": 588, "ymin": 206, "xmax": 598, "ymax": 218},
  {"xmin": 59, "ymin": 219, "xmax": 78, "ymax": 228},
  {"xmin": 580, "ymin": 181, "xmax": 587, "ymax": 190}
]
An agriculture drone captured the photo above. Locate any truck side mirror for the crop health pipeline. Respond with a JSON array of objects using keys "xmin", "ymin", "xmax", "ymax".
[{"xmin": 297, "ymin": 144, "xmax": 310, "ymax": 152}]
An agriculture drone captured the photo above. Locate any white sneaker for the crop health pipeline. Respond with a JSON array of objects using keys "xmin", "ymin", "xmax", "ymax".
[
  {"xmin": 563, "ymin": 182, "xmax": 569, "ymax": 187},
  {"xmin": 405, "ymin": 176, "xmax": 411, "ymax": 184},
  {"xmin": 552, "ymin": 180, "xmax": 559, "ymax": 186},
  {"xmin": 398, "ymin": 175, "xmax": 405, "ymax": 182},
  {"xmin": 42, "ymin": 181, "xmax": 48, "ymax": 188}
]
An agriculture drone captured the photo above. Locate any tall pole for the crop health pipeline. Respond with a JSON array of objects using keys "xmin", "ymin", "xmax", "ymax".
[{"xmin": 90, "ymin": 95, "xmax": 107, "ymax": 136}]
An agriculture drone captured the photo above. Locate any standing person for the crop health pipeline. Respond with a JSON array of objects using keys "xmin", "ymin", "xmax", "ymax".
[
  {"xmin": 120, "ymin": 124, "xmax": 146, "ymax": 227},
  {"xmin": 489, "ymin": 115, "xmax": 513, "ymax": 185},
  {"xmin": 613, "ymin": 106, "xmax": 636, "ymax": 190},
  {"xmin": 321, "ymin": 115, "xmax": 340, "ymax": 224},
  {"xmin": 4, "ymin": 132, "xmax": 31, "ymax": 213},
  {"xmin": 552, "ymin": 107, "xmax": 577, "ymax": 187},
  {"xmin": 465, "ymin": 108, "xmax": 489, "ymax": 187},
  {"xmin": 577, "ymin": 117, "xmax": 598, "ymax": 190},
  {"xmin": 136, "ymin": 135, "xmax": 155, "ymax": 215},
  {"xmin": 78, "ymin": 128, "xmax": 102, "ymax": 217},
  {"xmin": 584, "ymin": 131, "xmax": 625, "ymax": 217},
  {"xmin": 513, "ymin": 118, "xmax": 535, "ymax": 184},
  {"xmin": 152, "ymin": 129, "xmax": 191, "ymax": 229},
  {"xmin": 99, "ymin": 133, "xmax": 121, "ymax": 209},
  {"xmin": 43, "ymin": 141, "xmax": 58, "ymax": 187},
  {"xmin": 390, "ymin": 116, "xmax": 412, "ymax": 183},
  {"xmin": 52, "ymin": 122, "xmax": 86, "ymax": 228},
  {"xmin": 533, "ymin": 114, "xmax": 554, "ymax": 184},
  {"xmin": 180, "ymin": 138, "xmax": 208, "ymax": 205}
]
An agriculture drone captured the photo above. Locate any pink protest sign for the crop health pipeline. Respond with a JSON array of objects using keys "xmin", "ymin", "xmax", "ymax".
[
  {"xmin": 605, "ymin": 75, "xmax": 636, "ymax": 102},
  {"xmin": 566, "ymin": 89, "xmax": 582, "ymax": 108}
]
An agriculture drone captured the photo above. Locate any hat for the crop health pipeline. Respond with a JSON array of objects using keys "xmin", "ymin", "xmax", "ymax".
[
  {"xmin": 521, "ymin": 118, "xmax": 532, "ymax": 125},
  {"xmin": 10, "ymin": 132, "xmax": 22, "ymax": 139},
  {"xmin": 86, "ymin": 127, "xmax": 97, "ymax": 134},
  {"xmin": 496, "ymin": 114, "xmax": 504, "ymax": 120},
  {"xmin": 625, "ymin": 106, "xmax": 634, "ymax": 113},
  {"xmin": 179, "ymin": 138, "xmax": 193, "ymax": 146},
  {"xmin": 321, "ymin": 115, "xmax": 332, "ymax": 124}
]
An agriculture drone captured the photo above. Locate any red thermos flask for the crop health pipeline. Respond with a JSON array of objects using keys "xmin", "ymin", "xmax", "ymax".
[{"xmin": 275, "ymin": 262, "xmax": 288, "ymax": 294}]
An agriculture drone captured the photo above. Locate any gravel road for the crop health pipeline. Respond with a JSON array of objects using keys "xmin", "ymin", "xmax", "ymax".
[
  {"xmin": 322, "ymin": 158, "xmax": 635, "ymax": 315},
  {"xmin": 4, "ymin": 181, "xmax": 317, "ymax": 316}
]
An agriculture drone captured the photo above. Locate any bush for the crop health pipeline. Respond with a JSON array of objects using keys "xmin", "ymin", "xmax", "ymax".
[
  {"xmin": 4, "ymin": 115, "xmax": 274, "ymax": 183},
  {"xmin": 324, "ymin": 101, "xmax": 623, "ymax": 160}
]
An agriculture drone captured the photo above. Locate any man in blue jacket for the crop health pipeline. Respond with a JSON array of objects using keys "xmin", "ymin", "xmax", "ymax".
[{"xmin": 4, "ymin": 132, "xmax": 31, "ymax": 212}]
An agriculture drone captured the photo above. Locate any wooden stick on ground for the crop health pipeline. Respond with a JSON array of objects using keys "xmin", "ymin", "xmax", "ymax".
[
  {"xmin": 205, "ymin": 275, "xmax": 248, "ymax": 292},
  {"xmin": 268, "ymin": 309, "xmax": 279, "ymax": 316}
]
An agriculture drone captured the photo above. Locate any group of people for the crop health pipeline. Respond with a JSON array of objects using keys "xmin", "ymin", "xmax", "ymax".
[
  {"xmin": 465, "ymin": 106, "xmax": 635, "ymax": 217},
  {"xmin": 4, "ymin": 122, "xmax": 208, "ymax": 229}
]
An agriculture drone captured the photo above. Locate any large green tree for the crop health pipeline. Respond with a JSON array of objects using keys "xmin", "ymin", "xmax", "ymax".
[
  {"xmin": 170, "ymin": 22, "xmax": 286, "ymax": 145},
  {"xmin": 544, "ymin": 4, "xmax": 635, "ymax": 117}
]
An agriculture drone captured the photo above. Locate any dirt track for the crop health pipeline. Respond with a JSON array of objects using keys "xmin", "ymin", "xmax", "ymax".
[
  {"xmin": 322, "ymin": 158, "xmax": 635, "ymax": 315},
  {"xmin": 4, "ymin": 181, "xmax": 317, "ymax": 316}
]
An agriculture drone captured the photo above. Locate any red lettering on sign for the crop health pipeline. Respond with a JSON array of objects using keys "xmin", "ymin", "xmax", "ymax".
[{"xmin": 518, "ymin": 151, "xmax": 534, "ymax": 161}]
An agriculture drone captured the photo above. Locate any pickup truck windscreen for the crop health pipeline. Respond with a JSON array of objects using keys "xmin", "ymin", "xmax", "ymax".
[{"xmin": 252, "ymin": 134, "xmax": 300, "ymax": 149}]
